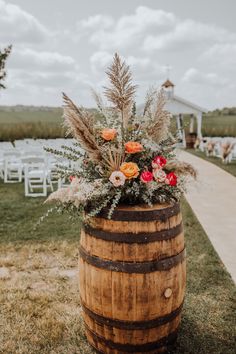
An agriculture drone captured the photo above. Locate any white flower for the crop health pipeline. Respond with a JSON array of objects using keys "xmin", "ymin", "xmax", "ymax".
[
  {"xmin": 153, "ymin": 168, "xmax": 166, "ymax": 182},
  {"xmin": 109, "ymin": 171, "xmax": 126, "ymax": 187}
]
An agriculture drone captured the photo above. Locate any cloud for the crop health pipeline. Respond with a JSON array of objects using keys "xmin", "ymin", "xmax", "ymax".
[
  {"xmin": 4, "ymin": 67, "xmax": 92, "ymax": 106},
  {"xmin": 90, "ymin": 51, "xmax": 113, "ymax": 74},
  {"xmin": 78, "ymin": 7, "xmax": 236, "ymax": 55},
  {"xmin": 1, "ymin": 3, "xmax": 236, "ymax": 109},
  {"xmin": 9, "ymin": 70, "xmax": 76, "ymax": 88},
  {"xmin": 182, "ymin": 67, "xmax": 229, "ymax": 86},
  {"xmin": 179, "ymin": 66, "xmax": 236, "ymax": 109},
  {"xmin": 0, "ymin": 0, "xmax": 49, "ymax": 44},
  {"xmin": 9, "ymin": 48, "xmax": 77, "ymax": 72},
  {"xmin": 75, "ymin": 14, "xmax": 114, "ymax": 42},
  {"xmin": 84, "ymin": 7, "xmax": 176, "ymax": 50},
  {"xmin": 6, "ymin": 47, "xmax": 89, "ymax": 94},
  {"xmin": 78, "ymin": 14, "xmax": 114, "ymax": 30},
  {"xmin": 201, "ymin": 43, "xmax": 236, "ymax": 69},
  {"xmin": 5, "ymin": 46, "xmax": 84, "ymax": 98},
  {"xmin": 4, "ymin": 46, "xmax": 89, "ymax": 105},
  {"xmin": 126, "ymin": 56, "xmax": 166, "ymax": 82},
  {"xmin": 143, "ymin": 20, "xmax": 236, "ymax": 52}
]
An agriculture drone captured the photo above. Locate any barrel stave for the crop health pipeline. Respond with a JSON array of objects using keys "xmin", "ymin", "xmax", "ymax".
[
  {"xmin": 80, "ymin": 229, "xmax": 184, "ymax": 262},
  {"xmin": 80, "ymin": 259, "xmax": 186, "ymax": 321},
  {"xmin": 83, "ymin": 311, "xmax": 181, "ymax": 344}
]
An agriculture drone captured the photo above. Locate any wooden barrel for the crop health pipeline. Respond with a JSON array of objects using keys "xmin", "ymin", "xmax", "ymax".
[
  {"xmin": 79, "ymin": 203, "xmax": 186, "ymax": 354},
  {"xmin": 186, "ymin": 133, "xmax": 197, "ymax": 149}
]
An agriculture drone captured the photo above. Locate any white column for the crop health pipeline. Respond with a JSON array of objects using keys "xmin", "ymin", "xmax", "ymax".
[
  {"xmin": 176, "ymin": 114, "xmax": 182, "ymax": 138},
  {"xmin": 197, "ymin": 112, "xmax": 202, "ymax": 138},
  {"xmin": 189, "ymin": 114, "xmax": 194, "ymax": 133},
  {"xmin": 180, "ymin": 114, "xmax": 186, "ymax": 147},
  {"xmin": 176, "ymin": 114, "xmax": 186, "ymax": 147}
]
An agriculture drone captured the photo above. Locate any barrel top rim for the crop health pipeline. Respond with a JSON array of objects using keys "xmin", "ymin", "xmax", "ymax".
[
  {"xmin": 110, "ymin": 202, "xmax": 175, "ymax": 211},
  {"xmin": 95, "ymin": 202, "xmax": 180, "ymax": 221}
]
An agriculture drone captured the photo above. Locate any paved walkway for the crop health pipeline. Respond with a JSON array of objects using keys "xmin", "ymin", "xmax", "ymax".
[{"xmin": 178, "ymin": 150, "xmax": 236, "ymax": 283}]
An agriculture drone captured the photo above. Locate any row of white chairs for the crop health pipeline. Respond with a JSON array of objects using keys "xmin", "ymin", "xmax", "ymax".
[
  {"xmin": 196, "ymin": 137, "xmax": 236, "ymax": 163},
  {"xmin": 0, "ymin": 139, "xmax": 77, "ymax": 197}
]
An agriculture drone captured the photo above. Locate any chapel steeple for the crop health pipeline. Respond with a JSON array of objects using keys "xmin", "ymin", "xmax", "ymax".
[{"xmin": 161, "ymin": 79, "xmax": 175, "ymax": 98}]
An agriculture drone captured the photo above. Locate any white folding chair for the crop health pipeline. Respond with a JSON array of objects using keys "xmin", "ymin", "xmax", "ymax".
[
  {"xmin": 0, "ymin": 160, "xmax": 4, "ymax": 179},
  {"xmin": 24, "ymin": 149, "xmax": 44, "ymax": 157},
  {"xmin": 231, "ymin": 145, "xmax": 236, "ymax": 161},
  {"xmin": 4, "ymin": 151, "xmax": 22, "ymax": 183},
  {"xmin": 214, "ymin": 142, "xmax": 221, "ymax": 158},
  {"xmin": 23, "ymin": 157, "xmax": 47, "ymax": 197},
  {"xmin": 45, "ymin": 157, "xmax": 60, "ymax": 192}
]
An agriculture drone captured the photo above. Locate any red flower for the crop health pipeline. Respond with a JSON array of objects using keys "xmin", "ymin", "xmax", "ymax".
[
  {"xmin": 152, "ymin": 155, "xmax": 167, "ymax": 169},
  {"xmin": 140, "ymin": 171, "xmax": 153, "ymax": 183},
  {"xmin": 69, "ymin": 175, "xmax": 75, "ymax": 182},
  {"xmin": 165, "ymin": 172, "xmax": 177, "ymax": 186}
]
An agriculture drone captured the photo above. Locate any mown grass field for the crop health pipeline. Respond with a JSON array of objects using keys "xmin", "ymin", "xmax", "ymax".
[
  {"xmin": 0, "ymin": 108, "xmax": 62, "ymax": 124},
  {"xmin": 186, "ymin": 149, "xmax": 236, "ymax": 177},
  {"xmin": 201, "ymin": 115, "xmax": 236, "ymax": 137},
  {"xmin": 0, "ymin": 108, "xmax": 236, "ymax": 140},
  {"xmin": 0, "ymin": 181, "xmax": 235, "ymax": 354},
  {"xmin": 180, "ymin": 114, "xmax": 236, "ymax": 137},
  {"xmin": 0, "ymin": 108, "xmax": 65, "ymax": 141}
]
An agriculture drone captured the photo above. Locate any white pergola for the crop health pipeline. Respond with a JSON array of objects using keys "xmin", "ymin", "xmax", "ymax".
[{"xmin": 162, "ymin": 79, "xmax": 207, "ymax": 147}]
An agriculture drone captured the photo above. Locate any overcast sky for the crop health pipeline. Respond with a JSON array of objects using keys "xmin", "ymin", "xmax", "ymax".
[{"xmin": 0, "ymin": 0, "xmax": 235, "ymax": 109}]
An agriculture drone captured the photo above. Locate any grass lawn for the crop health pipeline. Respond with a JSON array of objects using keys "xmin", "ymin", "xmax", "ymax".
[
  {"xmin": 0, "ymin": 182, "xmax": 235, "ymax": 354},
  {"xmin": 186, "ymin": 149, "xmax": 236, "ymax": 178}
]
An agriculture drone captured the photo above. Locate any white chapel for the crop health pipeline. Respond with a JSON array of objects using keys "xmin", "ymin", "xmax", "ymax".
[{"xmin": 162, "ymin": 79, "xmax": 207, "ymax": 147}]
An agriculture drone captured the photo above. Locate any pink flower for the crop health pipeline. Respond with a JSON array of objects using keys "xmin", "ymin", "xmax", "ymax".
[
  {"xmin": 140, "ymin": 171, "xmax": 153, "ymax": 183},
  {"xmin": 165, "ymin": 172, "xmax": 178, "ymax": 186},
  {"xmin": 109, "ymin": 171, "xmax": 126, "ymax": 187},
  {"xmin": 152, "ymin": 155, "xmax": 167, "ymax": 169},
  {"xmin": 153, "ymin": 168, "xmax": 166, "ymax": 182},
  {"xmin": 69, "ymin": 176, "xmax": 76, "ymax": 182}
]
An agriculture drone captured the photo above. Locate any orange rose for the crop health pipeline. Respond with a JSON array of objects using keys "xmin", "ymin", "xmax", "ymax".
[
  {"xmin": 125, "ymin": 141, "xmax": 143, "ymax": 154},
  {"xmin": 101, "ymin": 128, "xmax": 117, "ymax": 141},
  {"xmin": 120, "ymin": 162, "xmax": 139, "ymax": 179}
]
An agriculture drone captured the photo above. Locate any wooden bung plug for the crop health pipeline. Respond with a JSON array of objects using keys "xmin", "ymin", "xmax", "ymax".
[{"xmin": 164, "ymin": 288, "xmax": 172, "ymax": 298}]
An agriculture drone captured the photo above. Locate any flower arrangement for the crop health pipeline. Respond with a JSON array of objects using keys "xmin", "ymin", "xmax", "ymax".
[{"xmin": 45, "ymin": 53, "xmax": 196, "ymax": 219}]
